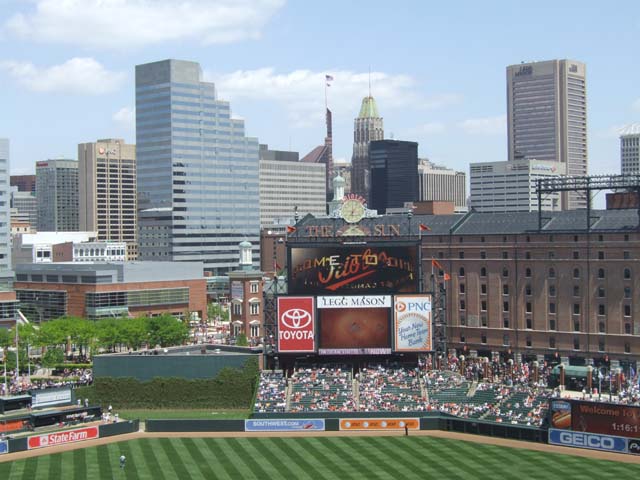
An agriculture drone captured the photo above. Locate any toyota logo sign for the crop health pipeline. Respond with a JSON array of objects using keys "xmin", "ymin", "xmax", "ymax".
[
  {"xmin": 278, "ymin": 297, "xmax": 315, "ymax": 352},
  {"xmin": 281, "ymin": 308, "xmax": 312, "ymax": 329}
]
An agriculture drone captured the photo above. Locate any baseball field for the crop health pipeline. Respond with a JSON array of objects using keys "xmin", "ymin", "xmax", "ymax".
[{"xmin": 2, "ymin": 434, "xmax": 639, "ymax": 479}]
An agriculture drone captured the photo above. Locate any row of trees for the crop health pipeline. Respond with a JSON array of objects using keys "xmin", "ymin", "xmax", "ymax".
[{"xmin": 0, "ymin": 314, "xmax": 191, "ymax": 359}]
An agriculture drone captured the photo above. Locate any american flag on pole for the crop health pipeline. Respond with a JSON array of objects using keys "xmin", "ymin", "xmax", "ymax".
[{"xmin": 325, "ymin": 74, "xmax": 334, "ymax": 81}]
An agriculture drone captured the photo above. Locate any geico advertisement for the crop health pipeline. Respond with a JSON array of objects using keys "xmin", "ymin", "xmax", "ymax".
[
  {"xmin": 548, "ymin": 429, "xmax": 628, "ymax": 453},
  {"xmin": 277, "ymin": 296, "xmax": 315, "ymax": 352},
  {"xmin": 317, "ymin": 295, "xmax": 391, "ymax": 309},
  {"xmin": 394, "ymin": 295, "xmax": 432, "ymax": 352}
]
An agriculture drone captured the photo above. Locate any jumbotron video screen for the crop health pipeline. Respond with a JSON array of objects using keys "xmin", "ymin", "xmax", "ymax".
[{"xmin": 288, "ymin": 245, "xmax": 418, "ymax": 295}]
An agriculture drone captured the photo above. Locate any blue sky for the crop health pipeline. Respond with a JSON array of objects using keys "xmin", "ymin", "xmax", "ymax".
[{"xmin": 1, "ymin": 0, "xmax": 638, "ymax": 203}]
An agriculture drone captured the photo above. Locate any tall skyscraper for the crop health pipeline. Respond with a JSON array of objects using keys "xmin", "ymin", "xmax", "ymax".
[
  {"xmin": 418, "ymin": 159, "xmax": 467, "ymax": 212},
  {"xmin": 351, "ymin": 96, "xmax": 384, "ymax": 202},
  {"xmin": 369, "ymin": 140, "xmax": 418, "ymax": 213},
  {"xmin": 78, "ymin": 139, "xmax": 138, "ymax": 259},
  {"xmin": 620, "ymin": 124, "xmax": 640, "ymax": 175},
  {"xmin": 135, "ymin": 59, "xmax": 260, "ymax": 274},
  {"xmin": 507, "ymin": 59, "xmax": 587, "ymax": 210},
  {"xmin": 36, "ymin": 159, "xmax": 79, "ymax": 232},
  {"xmin": 0, "ymin": 140, "xmax": 12, "ymax": 275}
]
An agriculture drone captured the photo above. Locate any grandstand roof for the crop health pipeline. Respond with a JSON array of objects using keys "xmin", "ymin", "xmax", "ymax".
[{"xmin": 289, "ymin": 209, "xmax": 639, "ymax": 239}]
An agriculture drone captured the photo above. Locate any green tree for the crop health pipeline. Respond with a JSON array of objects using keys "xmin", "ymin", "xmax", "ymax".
[
  {"xmin": 10, "ymin": 323, "xmax": 37, "ymax": 349},
  {"xmin": 42, "ymin": 348, "xmax": 65, "ymax": 367},
  {"xmin": 35, "ymin": 319, "xmax": 68, "ymax": 348},
  {"xmin": 0, "ymin": 328, "xmax": 11, "ymax": 373},
  {"xmin": 120, "ymin": 316, "xmax": 148, "ymax": 350},
  {"xmin": 95, "ymin": 318, "xmax": 124, "ymax": 352},
  {"xmin": 147, "ymin": 314, "xmax": 189, "ymax": 347},
  {"xmin": 0, "ymin": 328, "xmax": 11, "ymax": 349},
  {"xmin": 208, "ymin": 302, "xmax": 229, "ymax": 323},
  {"xmin": 236, "ymin": 333, "xmax": 248, "ymax": 347},
  {"xmin": 5, "ymin": 348, "xmax": 28, "ymax": 372}
]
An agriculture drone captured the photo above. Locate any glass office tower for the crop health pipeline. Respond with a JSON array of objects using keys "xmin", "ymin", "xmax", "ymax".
[{"xmin": 136, "ymin": 59, "xmax": 260, "ymax": 274}]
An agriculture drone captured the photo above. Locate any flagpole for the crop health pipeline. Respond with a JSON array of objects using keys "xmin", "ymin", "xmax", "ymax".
[{"xmin": 324, "ymin": 79, "xmax": 327, "ymax": 111}]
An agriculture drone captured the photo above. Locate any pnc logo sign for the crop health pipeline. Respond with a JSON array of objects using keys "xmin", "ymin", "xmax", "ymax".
[{"xmin": 278, "ymin": 297, "xmax": 315, "ymax": 352}]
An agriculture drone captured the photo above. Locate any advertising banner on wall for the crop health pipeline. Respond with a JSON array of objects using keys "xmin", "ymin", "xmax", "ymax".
[
  {"xmin": 339, "ymin": 418, "xmax": 420, "ymax": 431},
  {"xmin": 393, "ymin": 295, "xmax": 432, "ymax": 352},
  {"xmin": 548, "ymin": 429, "xmax": 628, "ymax": 453},
  {"xmin": 289, "ymin": 246, "xmax": 418, "ymax": 294},
  {"xmin": 317, "ymin": 295, "xmax": 392, "ymax": 309},
  {"xmin": 28, "ymin": 426, "xmax": 99, "ymax": 450},
  {"xmin": 31, "ymin": 387, "xmax": 72, "ymax": 408},
  {"xmin": 245, "ymin": 419, "xmax": 325, "ymax": 432},
  {"xmin": 277, "ymin": 296, "xmax": 315, "ymax": 353},
  {"xmin": 0, "ymin": 440, "xmax": 7, "ymax": 455}
]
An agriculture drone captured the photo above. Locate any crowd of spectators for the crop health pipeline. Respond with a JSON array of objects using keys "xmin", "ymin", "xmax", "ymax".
[
  {"xmin": 0, "ymin": 368, "xmax": 93, "ymax": 396},
  {"xmin": 358, "ymin": 366, "xmax": 424, "ymax": 412},
  {"xmin": 254, "ymin": 370, "xmax": 287, "ymax": 413},
  {"xmin": 253, "ymin": 358, "xmax": 640, "ymax": 427},
  {"xmin": 288, "ymin": 367, "xmax": 355, "ymax": 412}
]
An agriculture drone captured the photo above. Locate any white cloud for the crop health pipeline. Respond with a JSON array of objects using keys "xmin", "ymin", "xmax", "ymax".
[
  {"xmin": 597, "ymin": 124, "xmax": 627, "ymax": 139},
  {"xmin": 406, "ymin": 122, "xmax": 446, "ymax": 136},
  {"xmin": 5, "ymin": 0, "xmax": 285, "ymax": 49},
  {"xmin": 0, "ymin": 57, "xmax": 125, "ymax": 94},
  {"xmin": 113, "ymin": 106, "xmax": 135, "ymax": 129},
  {"xmin": 458, "ymin": 115, "xmax": 506, "ymax": 135},
  {"xmin": 210, "ymin": 68, "xmax": 460, "ymax": 128}
]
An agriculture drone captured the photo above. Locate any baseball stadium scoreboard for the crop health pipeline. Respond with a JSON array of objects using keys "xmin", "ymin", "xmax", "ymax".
[
  {"xmin": 549, "ymin": 399, "xmax": 640, "ymax": 455},
  {"xmin": 277, "ymin": 294, "xmax": 432, "ymax": 355},
  {"xmin": 279, "ymin": 242, "xmax": 432, "ymax": 355}
]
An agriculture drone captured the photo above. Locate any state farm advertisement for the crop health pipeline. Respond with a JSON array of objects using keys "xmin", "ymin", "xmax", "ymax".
[
  {"xmin": 277, "ymin": 296, "xmax": 315, "ymax": 353},
  {"xmin": 28, "ymin": 426, "xmax": 99, "ymax": 449}
]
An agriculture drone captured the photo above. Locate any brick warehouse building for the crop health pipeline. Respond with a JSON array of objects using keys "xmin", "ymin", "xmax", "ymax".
[
  {"xmin": 14, "ymin": 262, "xmax": 207, "ymax": 322},
  {"xmin": 288, "ymin": 208, "xmax": 638, "ymax": 367}
]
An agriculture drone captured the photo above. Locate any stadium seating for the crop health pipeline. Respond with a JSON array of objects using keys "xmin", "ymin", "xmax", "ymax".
[
  {"xmin": 254, "ymin": 370, "xmax": 287, "ymax": 413},
  {"xmin": 358, "ymin": 366, "xmax": 425, "ymax": 411},
  {"xmin": 288, "ymin": 367, "xmax": 355, "ymax": 412}
]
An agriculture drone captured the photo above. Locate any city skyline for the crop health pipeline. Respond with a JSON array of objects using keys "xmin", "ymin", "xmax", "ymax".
[{"xmin": 0, "ymin": 1, "xmax": 638, "ymax": 191}]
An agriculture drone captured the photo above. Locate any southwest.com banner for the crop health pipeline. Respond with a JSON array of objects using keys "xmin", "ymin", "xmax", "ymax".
[
  {"xmin": 0, "ymin": 440, "xmax": 7, "ymax": 455},
  {"xmin": 245, "ymin": 419, "xmax": 325, "ymax": 432},
  {"xmin": 277, "ymin": 296, "xmax": 315, "ymax": 352}
]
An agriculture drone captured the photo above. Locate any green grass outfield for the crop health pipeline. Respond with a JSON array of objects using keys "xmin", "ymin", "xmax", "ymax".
[{"xmin": 2, "ymin": 436, "xmax": 639, "ymax": 479}]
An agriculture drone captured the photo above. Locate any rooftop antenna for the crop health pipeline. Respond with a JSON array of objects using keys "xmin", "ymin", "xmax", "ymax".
[{"xmin": 368, "ymin": 65, "xmax": 372, "ymax": 98}]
